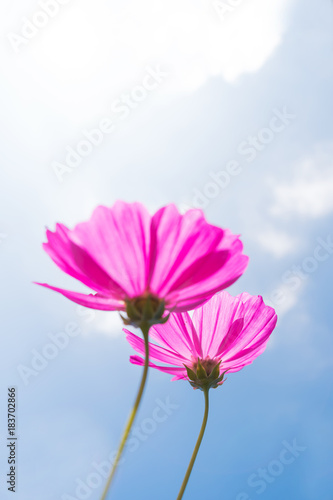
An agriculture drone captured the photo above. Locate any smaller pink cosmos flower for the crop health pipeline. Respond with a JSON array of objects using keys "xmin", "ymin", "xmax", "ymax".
[
  {"xmin": 126, "ymin": 291, "xmax": 277, "ymax": 389},
  {"xmin": 36, "ymin": 201, "xmax": 248, "ymax": 325}
]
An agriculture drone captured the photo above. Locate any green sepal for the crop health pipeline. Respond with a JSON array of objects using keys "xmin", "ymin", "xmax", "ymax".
[
  {"xmin": 186, "ymin": 361, "xmax": 227, "ymax": 391},
  {"xmin": 119, "ymin": 313, "xmax": 132, "ymax": 326},
  {"xmin": 154, "ymin": 299, "xmax": 166, "ymax": 319},
  {"xmin": 211, "ymin": 370, "xmax": 228, "ymax": 388},
  {"xmin": 125, "ymin": 301, "xmax": 140, "ymax": 322},
  {"xmin": 218, "ymin": 369, "xmax": 228, "ymax": 382},
  {"xmin": 154, "ymin": 312, "xmax": 170, "ymax": 325},
  {"xmin": 184, "ymin": 364, "xmax": 198, "ymax": 382},
  {"xmin": 208, "ymin": 361, "xmax": 221, "ymax": 381},
  {"xmin": 122, "ymin": 296, "xmax": 169, "ymax": 328},
  {"xmin": 196, "ymin": 359, "xmax": 207, "ymax": 380}
]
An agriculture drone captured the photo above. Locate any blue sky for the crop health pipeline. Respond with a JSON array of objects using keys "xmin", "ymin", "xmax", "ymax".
[{"xmin": 1, "ymin": 0, "xmax": 333, "ymax": 499}]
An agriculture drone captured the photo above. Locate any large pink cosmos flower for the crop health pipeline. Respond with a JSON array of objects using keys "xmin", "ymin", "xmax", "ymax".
[
  {"xmin": 37, "ymin": 202, "xmax": 248, "ymax": 319},
  {"xmin": 126, "ymin": 291, "xmax": 277, "ymax": 388}
]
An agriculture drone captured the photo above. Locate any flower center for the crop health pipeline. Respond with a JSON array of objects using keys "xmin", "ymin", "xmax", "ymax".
[
  {"xmin": 191, "ymin": 358, "xmax": 219, "ymax": 377},
  {"xmin": 122, "ymin": 293, "xmax": 168, "ymax": 328},
  {"xmin": 132, "ymin": 294, "xmax": 161, "ymax": 315},
  {"xmin": 184, "ymin": 357, "xmax": 226, "ymax": 391}
]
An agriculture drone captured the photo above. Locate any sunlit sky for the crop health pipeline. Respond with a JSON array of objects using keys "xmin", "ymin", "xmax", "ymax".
[{"xmin": 1, "ymin": 1, "xmax": 333, "ymax": 499}]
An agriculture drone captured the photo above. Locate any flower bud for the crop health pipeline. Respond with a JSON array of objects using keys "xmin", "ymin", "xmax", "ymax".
[
  {"xmin": 121, "ymin": 294, "xmax": 169, "ymax": 328},
  {"xmin": 184, "ymin": 359, "xmax": 227, "ymax": 390}
]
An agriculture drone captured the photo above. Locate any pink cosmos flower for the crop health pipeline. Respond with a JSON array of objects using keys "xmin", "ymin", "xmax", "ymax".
[
  {"xmin": 37, "ymin": 201, "xmax": 248, "ymax": 318},
  {"xmin": 126, "ymin": 291, "xmax": 277, "ymax": 388}
]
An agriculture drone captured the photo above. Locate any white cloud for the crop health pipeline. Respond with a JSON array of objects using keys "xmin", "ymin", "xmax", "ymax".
[
  {"xmin": 269, "ymin": 148, "xmax": 333, "ymax": 218},
  {"xmin": 257, "ymin": 228, "xmax": 300, "ymax": 258},
  {"xmin": 80, "ymin": 309, "xmax": 125, "ymax": 338},
  {"xmin": 265, "ymin": 282, "xmax": 304, "ymax": 319},
  {"xmin": 273, "ymin": 285, "xmax": 301, "ymax": 316},
  {"xmin": 21, "ymin": 0, "xmax": 291, "ymax": 92}
]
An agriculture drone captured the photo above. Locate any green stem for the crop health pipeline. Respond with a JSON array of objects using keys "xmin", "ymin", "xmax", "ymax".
[
  {"xmin": 100, "ymin": 323, "xmax": 150, "ymax": 500},
  {"xmin": 176, "ymin": 388, "xmax": 210, "ymax": 500}
]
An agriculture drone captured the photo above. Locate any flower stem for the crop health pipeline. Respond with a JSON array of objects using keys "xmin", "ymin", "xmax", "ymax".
[
  {"xmin": 100, "ymin": 322, "xmax": 150, "ymax": 500},
  {"xmin": 176, "ymin": 388, "xmax": 210, "ymax": 500}
]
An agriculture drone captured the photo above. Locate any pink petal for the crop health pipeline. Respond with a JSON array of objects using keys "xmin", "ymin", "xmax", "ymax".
[
  {"xmin": 69, "ymin": 202, "xmax": 151, "ymax": 297},
  {"xmin": 125, "ymin": 329, "xmax": 190, "ymax": 365},
  {"xmin": 126, "ymin": 290, "xmax": 277, "ymax": 382},
  {"xmin": 44, "ymin": 224, "xmax": 124, "ymax": 296},
  {"xmin": 148, "ymin": 312, "xmax": 202, "ymax": 358},
  {"xmin": 148, "ymin": 206, "xmax": 225, "ymax": 295},
  {"xmin": 223, "ymin": 297, "xmax": 277, "ymax": 358},
  {"xmin": 224, "ymin": 341, "xmax": 269, "ymax": 367},
  {"xmin": 192, "ymin": 291, "xmax": 244, "ymax": 358},
  {"xmin": 165, "ymin": 252, "xmax": 248, "ymax": 312},
  {"xmin": 220, "ymin": 362, "xmax": 249, "ymax": 373},
  {"xmin": 165, "ymin": 228, "xmax": 248, "ymax": 312},
  {"xmin": 130, "ymin": 355, "xmax": 187, "ymax": 379},
  {"xmin": 35, "ymin": 283, "xmax": 125, "ymax": 310},
  {"xmin": 41, "ymin": 203, "xmax": 248, "ymax": 316},
  {"xmin": 221, "ymin": 341, "xmax": 271, "ymax": 372},
  {"xmin": 215, "ymin": 317, "xmax": 245, "ymax": 357}
]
